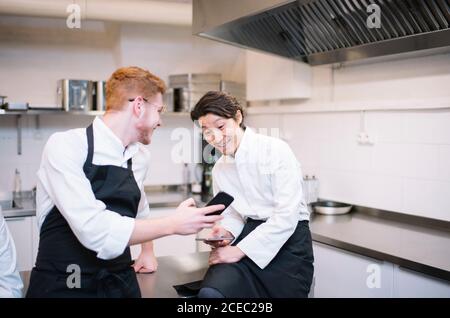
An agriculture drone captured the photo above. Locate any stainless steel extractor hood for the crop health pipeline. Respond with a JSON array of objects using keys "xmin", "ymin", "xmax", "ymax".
[{"xmin": 193, "ymin": 0, "xmax": 450, "ymax": 65}]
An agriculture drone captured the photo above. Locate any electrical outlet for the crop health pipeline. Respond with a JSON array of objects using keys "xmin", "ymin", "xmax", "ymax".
[{"xmin": 357, "ymin": 132, "xmax": 375, "ymax": 145}]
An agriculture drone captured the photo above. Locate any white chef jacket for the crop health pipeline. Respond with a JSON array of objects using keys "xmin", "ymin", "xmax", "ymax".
[
  {"xmin": 0, "ymin": 209, "xmax": 24, "ymax": 298},
  {"xmin": 212, "ymin": 127, "xmax": 309, "ymax": 269},
  {"xmin": 36, "ymin": 117, "xmax": 151, "ymax": 260}
]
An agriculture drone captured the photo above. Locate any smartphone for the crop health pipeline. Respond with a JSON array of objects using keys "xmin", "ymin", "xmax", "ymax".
[
  {"xmin": 204, "ymin": 191, "xmax": 234, "ymax": 215},
  {"xmin": 195, "ymin": 237, "xmax": 234, "ymax": 242}
]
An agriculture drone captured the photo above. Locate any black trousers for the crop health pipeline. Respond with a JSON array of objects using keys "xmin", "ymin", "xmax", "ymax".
[{"xmin": 201, "ymin": 219, "xmax": 314, "ymax": 298}]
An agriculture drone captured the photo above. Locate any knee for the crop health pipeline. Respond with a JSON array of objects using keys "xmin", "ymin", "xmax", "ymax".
[{"xmin": 197, "ymin": 287, "xmax": 225, "ymax": 298}]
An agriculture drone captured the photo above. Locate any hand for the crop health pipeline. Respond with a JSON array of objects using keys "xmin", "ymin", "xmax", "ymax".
[
  {"xmin": 209, "ymin": 246, "xmax": 245, "ymax": 265},
  {"xmin": 170, "ymin": 198, "xmax": 224, "ymax": 235},
  {"xmin": 133, "ymin": 251, "xmax": 158, "ymax": 273},
  {"xmin": 204, "ymin": 225, "xmax": 234, "ymax": 248}
]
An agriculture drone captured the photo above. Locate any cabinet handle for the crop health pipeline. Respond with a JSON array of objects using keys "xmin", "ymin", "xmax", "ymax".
[{"xmin": 5, "ymin": 217, "xmax": 26, "ymax": 221}]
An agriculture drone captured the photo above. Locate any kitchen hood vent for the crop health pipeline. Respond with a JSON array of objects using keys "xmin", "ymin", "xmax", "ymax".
[{"xmin": 193, "ymin": 0, "xmax": 450, "ymax": 65}]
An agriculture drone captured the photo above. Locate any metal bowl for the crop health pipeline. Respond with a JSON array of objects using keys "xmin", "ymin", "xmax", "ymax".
[{"xmin": 312, "ymin": 201, "xmax": 352, "ymax": 215}]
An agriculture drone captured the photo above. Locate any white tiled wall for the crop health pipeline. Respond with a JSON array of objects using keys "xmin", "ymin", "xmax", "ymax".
[
  {"xmin": 246, "ymin": 51, "xmax": 450, "ymax": 222},
  {"xmin": 247, "ymin": 109, "xmax": 450, "ymax": 221}
]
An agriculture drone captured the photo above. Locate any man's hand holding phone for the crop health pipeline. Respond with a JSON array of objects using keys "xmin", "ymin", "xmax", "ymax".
[
  {"xmin": 193, "ymin": 191, "xmax": 235, "ymax": 247},
  {"xmin": 171, "ymin": 198, "xmax": 224, "ymax": 235}
]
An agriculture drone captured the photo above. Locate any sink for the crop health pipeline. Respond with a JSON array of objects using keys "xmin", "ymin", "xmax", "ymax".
[
  {"xmin": 0, "ymin": 192, "xmax": 36, "ymax": 218},
  {"xmin": 0, "ymin": 199, "xmax": 23, "ymax": 211}
]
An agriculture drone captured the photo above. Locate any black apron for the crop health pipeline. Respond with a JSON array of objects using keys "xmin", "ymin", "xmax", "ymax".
[
  {"xmin": 201, "ymin": 219, "xmax": 314, "ymax": 298},
  {"xmin": 26, "ymin": 124, "xmax": 141, "ymax": 298}
]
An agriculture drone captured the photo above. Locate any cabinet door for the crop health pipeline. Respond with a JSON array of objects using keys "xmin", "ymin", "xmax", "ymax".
[
  {"xmin": 393, "ymin": 266, "xmax": 450, "ymax": 298},
  {"xmin": 5, "ymin": 217, "xmax": 34, "ymax": 271},
  {"xmin": 246, "ymin": 50, "xmax": 311, "ymax": 101},
  {"xmin": 312, "ymin": 242, "xmax": 393, "ymax": 298},
  {"xmin": 130, "ymin": 207, "xmax": 197, "ymax": 259}
]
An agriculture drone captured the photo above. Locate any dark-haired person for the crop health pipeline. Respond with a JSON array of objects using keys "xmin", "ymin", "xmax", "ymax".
[
  {"xmin": 26, "ymin": 67, "xmax": 224, "ymax": 298},
  {"xmin": 190, "ymin": 91, "xmax": 314, "ymax": 298}
]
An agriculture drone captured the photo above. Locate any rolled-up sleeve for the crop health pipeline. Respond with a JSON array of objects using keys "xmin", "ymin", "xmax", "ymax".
[
  {"xmin": 237, "ymin": 142, "xmax": 302, "ymax": 269},
  {"xmin": 37, "ymin": 133, "xmax": 135, "ymax": 260}
]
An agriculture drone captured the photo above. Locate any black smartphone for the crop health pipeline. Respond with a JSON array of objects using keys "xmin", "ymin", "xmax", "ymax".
[{"xmin": 204, "ymin": 191, "xmax": 234, "ymax": 215}]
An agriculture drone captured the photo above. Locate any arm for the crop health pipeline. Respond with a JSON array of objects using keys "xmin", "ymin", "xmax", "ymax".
[
  {"xmin": 212, "ymin": 173, "xmax": 245, "ymax": 240},
  {"xmin": 0, "ymin": 211, "xmax": 24, "ymax": 298},
  {"xmin": 38, "ymin": 133, "xmax": 136, "ymax": 260},
  {"xmin": 40, "ymin": 134, "xmax": 224, "ymax": 260},
  {"xmin": 208, "ymin": 172, "xmax": 247, "ymax": 265},
  {"xmin": 132, "ymin": 241, "xmax": 158, "ymax": 273},
  {"xmin": 128, "ymin": 198, "xmax": 224, "ymax": 245},
  {"xmin": 235, "ymin": 142, "xmax": 304, "ymax": 269},
  {"xmin": 133, "ymin": 173, "xmax": 157, "ymax": 272}
]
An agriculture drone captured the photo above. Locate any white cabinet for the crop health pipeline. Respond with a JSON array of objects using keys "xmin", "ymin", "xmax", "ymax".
[
  {"xmin": 312, "ymin": 242, "xmax": 393, "ymax": 298},
  {"xmin": 393, "ymin": 266, "xmax": 450, "ymax": 298},
  {"xmin": 130, "ymin": 207, "xmax": 197, "ymax": 259},
  {"xmin": 312, "ymin": 242, "xmax": 450, "ymax": 298},
  {"xmin": 246, "ymin": 50, "xmax": 311, "ymax": 101},
  {"xmin": 5, "ymin": 216, "xmax": 38, "ymax": 271}
]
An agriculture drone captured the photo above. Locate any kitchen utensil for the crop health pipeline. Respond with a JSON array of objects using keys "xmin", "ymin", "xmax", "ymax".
[
  {"xmin": 93, "ymin": 81, "xmax": 106, "ymax": 111},
  {"xmin": 57, "ymin": 79, "xmax": 94, "ymax": 111},
  {"xmin": 312, "ymin": 201, "xmax": 352, "ymax": 215},
  {"xmin": 2, "ymin": 102, "xmax": 29, "ymax": 111},
  {"xmin": 0, "ymin": 95, "xmax": 7, "ymax": 107}
]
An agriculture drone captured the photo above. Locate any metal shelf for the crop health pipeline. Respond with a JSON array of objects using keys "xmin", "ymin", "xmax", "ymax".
[
  {"xmin": 0, "ymin": 110, "xmax": 190, "ymax": 116},
  {"xmin": 0, "ymin": 109, "xmax": 106, "ymax": 155},
  {"xmin": 0, "ymin": 109, "xmax": 190, "ymax": 155},
  {"xmin": 0, "ymin": 109, "xmax": 105, "ymax": 116}
]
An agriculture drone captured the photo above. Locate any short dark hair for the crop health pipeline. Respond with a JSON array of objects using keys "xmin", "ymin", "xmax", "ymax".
[{"xmin": 190, "ymin": 91, "xmax": 245, "ymax": 128}]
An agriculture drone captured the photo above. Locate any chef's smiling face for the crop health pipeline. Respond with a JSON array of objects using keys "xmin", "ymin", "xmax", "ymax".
[
  {"xmin": 134, "ymin": 93, "xmax": 164, "ymax": 145},
  {"xmin": 199, "ymin": 112, "xmax": 243, "ymax": 156}
]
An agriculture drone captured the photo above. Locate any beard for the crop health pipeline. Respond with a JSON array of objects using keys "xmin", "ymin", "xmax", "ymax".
[{"xmin": 137, "ymin": 125, "xmax": 153, "ymax": 145}]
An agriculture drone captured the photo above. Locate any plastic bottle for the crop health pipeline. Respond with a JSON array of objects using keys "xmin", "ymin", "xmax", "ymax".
[
  {"xmin": 14, "ymin": 169, "xmax": 21, "ymax": 193},
  {"xmin": 311, "ymin": 175, "xmax": 319, "ymax": 203}
]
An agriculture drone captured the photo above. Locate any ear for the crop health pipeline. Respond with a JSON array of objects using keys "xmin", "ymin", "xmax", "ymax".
[
  {"xmin": 235, "ymin": 110, "xmax": 243, "ymax": 126},
  {"xmin": 132, "ymin": 97, "xmax": 144, "ymax": 118}
]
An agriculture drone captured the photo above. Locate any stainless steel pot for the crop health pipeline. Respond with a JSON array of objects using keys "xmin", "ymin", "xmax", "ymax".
[{"xmin": 57, "ymin": 79, "xmax": 94, "ymax": 112}]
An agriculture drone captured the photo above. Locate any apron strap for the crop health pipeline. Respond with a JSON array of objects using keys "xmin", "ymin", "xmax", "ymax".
[
  {"xmin": 85, "ymin": 124, "xmax": 94, "ymax": 166},
  {"xmin": 85, "ymin": 123, "xmax": 134, "ymax": 171}
]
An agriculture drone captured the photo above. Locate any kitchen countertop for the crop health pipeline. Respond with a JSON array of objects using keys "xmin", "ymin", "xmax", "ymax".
[
  {"xmin": 20, "ymin": 252, "xmax": 209, "ymax": 298},
  {"xmin": 310, "ymin": 204, "xmax": 450, "ymax": 281},
  {"xmin": 7, "ymin": 188, "xmax": 450, "ymax": 282},
  {"xmin": 18, "ymin": 208, "xmax": 450, "ymax": 297},
  {"xmin": 145, "ymin": 186, "xmax": 209, "ymax": 208},
  {"xmin": 137, "ymin": 252, "xmax": 209, "ymax": 298}
]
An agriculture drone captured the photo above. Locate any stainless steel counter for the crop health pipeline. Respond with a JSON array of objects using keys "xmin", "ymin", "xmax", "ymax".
[
  {"xmin": 145, "ymin": 186, "xmax": 209, "ymax": 208},
  {"xmin": 137, "ymin": 252, "xmax": 209, "ymax": 298},
  {"xmin": 1, "ymin": 196, "xmax": 36, "ymax": 218},
  {"xmin": 19, "ymin": 207, "xmax": 450, "ymax": 297},
  {"xmin": 8, "ymin": 187, "xmax": 450, "ymax": 282},
  {"xmin": 310, "ymin": 205, "xmax": 450, "ymax": 281}
]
